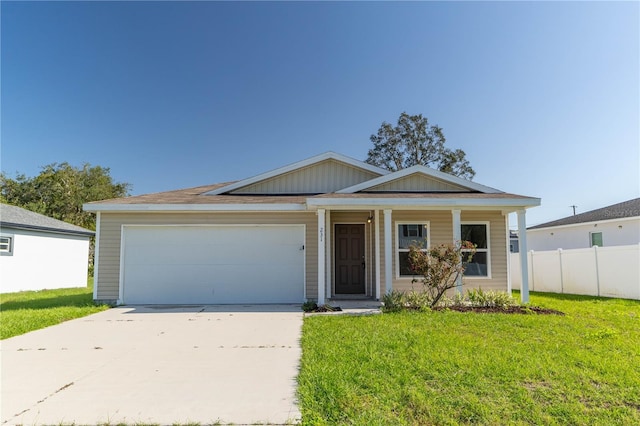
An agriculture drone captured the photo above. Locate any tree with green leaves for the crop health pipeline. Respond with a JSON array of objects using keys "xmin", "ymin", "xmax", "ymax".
[
  {"xmin": 366, "ymin": 112, "xmax": 476, "ymax": 179},
  {"xmin": 1, "ymin": 162, "xmax": 130, "ymax": 230}
]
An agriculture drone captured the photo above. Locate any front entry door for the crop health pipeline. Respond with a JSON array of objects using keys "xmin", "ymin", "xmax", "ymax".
[{"xmin": 334, "ymin": 224, "xmax": 365, "ymax": 294}]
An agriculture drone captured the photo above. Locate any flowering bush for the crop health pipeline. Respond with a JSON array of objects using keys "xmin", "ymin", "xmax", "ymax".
[{"xmin": 408, "ymin": 241, "xmax": 476, "ymax": 308}]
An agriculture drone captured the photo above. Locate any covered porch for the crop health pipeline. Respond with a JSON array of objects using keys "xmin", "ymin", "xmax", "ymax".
[{"xmin": 312, "ymin": 205, "xmax": 533, "ymax": 305}]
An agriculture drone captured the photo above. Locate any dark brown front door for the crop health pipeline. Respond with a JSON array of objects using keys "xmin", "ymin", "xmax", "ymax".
[{"xmin": 334, "ymin": 224, "xmax": 365, "ymax": 294}]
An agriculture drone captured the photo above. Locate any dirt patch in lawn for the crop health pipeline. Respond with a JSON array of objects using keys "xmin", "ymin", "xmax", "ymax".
[{"xmin": 433, "ymin": 305, "xmax": 565, "ymax": 315}]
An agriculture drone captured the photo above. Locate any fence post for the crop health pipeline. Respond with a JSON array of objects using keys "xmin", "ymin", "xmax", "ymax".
[
  {"xmin": 530, "ymin": 250, "xmax": 535, "ymax": 292},
  {"xmin": 558, "ymin": 248, "xmax": 564, "ymax": 294},
  {"xmin": 594, "ymin": 245, "xmax": 600, "ymax": 297}
]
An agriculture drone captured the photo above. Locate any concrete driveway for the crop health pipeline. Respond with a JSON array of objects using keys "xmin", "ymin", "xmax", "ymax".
[{"xmin": 1, "ymin": 305, "xmax": 303, "ymax": 425}]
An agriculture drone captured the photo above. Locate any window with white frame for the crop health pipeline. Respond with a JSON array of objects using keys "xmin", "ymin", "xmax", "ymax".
[
  {"xmin": 396, "ymin": 222, "xmax": 429, "ymax": 277},
  {"xmin": 0, "ymin": 235, "xmax": 13, "ymax": 255},
  {"xmin": 461, "ymin": 223, "xmax": 489, "ymax": 277}
]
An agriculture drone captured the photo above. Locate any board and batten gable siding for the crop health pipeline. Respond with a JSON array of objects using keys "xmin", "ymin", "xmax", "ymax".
[
  {"xmin": 230, "ymin": 159, "xmax": 381, "ymax": 194},
  {"xmin": 381, "ymin": 210, "xmax": 508, "ymax": 294},
  {"xmin": 95, "ymin": 212, "xmax": 318, "ymax": 302},
  {"xmin": 364, "ymin": 174, "xmax": 471, "ymax": 192}
]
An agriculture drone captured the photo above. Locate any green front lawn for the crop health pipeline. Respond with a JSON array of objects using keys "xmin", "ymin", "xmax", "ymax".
[
  {"xmin": 0, "ymin": 279, "xmax": 110, "ymax": 339},
  {"xmin": 298, "ymin": 292, "xmax": 640, "ymax": 425}
]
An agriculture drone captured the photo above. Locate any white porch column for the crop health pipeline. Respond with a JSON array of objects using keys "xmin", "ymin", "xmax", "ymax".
[
  {"xmin": 317, "ymin": 208, "xmax": 326, "ymax": 305},
  {"xmin": 517, "ymin": 209, "xmax": 530, "ymax": 303},
  {"xmin": 325, "ymin": 209, "xmax": 332, "ymax": 300},
  {"xmin": 374, "ymin": 209, "xmax": 381, "ymax": 300},
  {"xmin": 383, "ymin": 209, "xmax": 393, "ymax": 294},
  {"xmin": 505, "ymin": 213, "xmax": 512, "ymax": 295},
  {"xmin": 452, "ymin": 209, "xmax": 462, "ymax": 294}
]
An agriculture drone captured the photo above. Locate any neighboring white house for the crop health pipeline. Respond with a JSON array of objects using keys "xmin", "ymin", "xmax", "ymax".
[
  {"xmin": 0, "ymin": 204, "xmax": 95, "ymax": 293},
  {"xmin": 527, "ymin": 198, "xmax": 640, "ymax": 251}
]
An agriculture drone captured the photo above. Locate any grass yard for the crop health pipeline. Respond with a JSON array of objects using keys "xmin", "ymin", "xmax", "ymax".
[
  {"xmin": 0, "ymin": 278, "xmax": 110, "ymax": 339},
  {"xmin": 298, "ymin": 292, "xmax": 640, "ymax": 425}
]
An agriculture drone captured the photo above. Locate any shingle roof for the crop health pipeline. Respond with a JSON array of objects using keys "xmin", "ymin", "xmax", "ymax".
[
  {"xmin": 528, "ymin": 198, "xmax": 640, "ymax": 230},
  {"xmin": 84, "ymin": 183, "xmax": 537, "ymax": 207},
  {"xmin": 0, "ymin": 204, "xmax": 95, "ymax": 236},
  {"xmin": 85, "ymin": 182, "xmax": 309, "ymax": 205},
  {"xmin": 83, "ymin": 154, "xmax": 540, "ymax": 211}
]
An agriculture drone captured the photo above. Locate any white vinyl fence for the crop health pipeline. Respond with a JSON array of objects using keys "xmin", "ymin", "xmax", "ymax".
[{"xmin": 510, "ymin": 244, "xmax": 640, "ymax": 300}]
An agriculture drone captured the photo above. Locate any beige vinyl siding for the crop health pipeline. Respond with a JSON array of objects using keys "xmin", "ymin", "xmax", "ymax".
[
  {"xmin": 384, "ymin": 210, "xmax": 508, "ymax": 294},
  {"xmin": 96, "ymin": 208, "xmax": 510, "ymax": 302},
  {"xmin": 365, "ymin": 174, "xmax": 470, "ymax": 192},
  {"xmin": 378, "ymin": 215, "xmax": 387, "ymax": 295},
  {"xmin": 230, "ymin": 159, "xmax": 381, "ymax": 194},
  {"xmin": 95, "ymin": 212, "xmax": 317, "ymax": 301},
  {"xmin": 330, "ymin": 211, "xmax": 376, "ymax": 297},
  {"xmin": 460, "ymin": 211, "xmax": 508, "ymax": 291}
]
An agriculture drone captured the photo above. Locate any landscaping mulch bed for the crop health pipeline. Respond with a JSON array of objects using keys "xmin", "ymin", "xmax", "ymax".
[
  {"xmin": 313, "ymin": 305, "xmax": 343, "ymax": 312},
  {"xmin": 433, "ymin": 305, "xmax": 565, "ymax": 315},
  {"xmin": 306, "ymin": 303, "xmax": 565, "ymax": 315}
]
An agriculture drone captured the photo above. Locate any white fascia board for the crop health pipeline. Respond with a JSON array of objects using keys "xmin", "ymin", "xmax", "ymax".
[
  {"xmin": 527, "ymin": 215, "xmax": 640, "ymax": 232},
  {"xmin": 336, "ymin": 165, "xmax": 503, "ymax": 194},
  {"xmin": 82, "ymin": 203, "xmax": 307, "ymax": 212},
  {"xmin": 204, "ymin": 151, "xmax": 389, "ymax": 195},
  {"xmin": 307, "ymin": 197, "xmax": 541, "ymax": 211}
]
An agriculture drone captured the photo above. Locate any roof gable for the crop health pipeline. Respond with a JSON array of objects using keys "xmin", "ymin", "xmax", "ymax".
[
  {"xmin": 205, "ymin": 152, "xmax": 388, "ymax": 195},
  {"xmin": 364, "ymin": 173, "xmax": 470, "ymax": 192},
  {"xmin": 337, "ymin": 165, "xmax": 503, "ymax": 194}
]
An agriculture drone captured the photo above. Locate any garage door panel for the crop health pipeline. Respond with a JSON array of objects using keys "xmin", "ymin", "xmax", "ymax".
[
  {"xmin": 125, "ymin": 265, "xmax": 302, "ymax": 304},
  {"xmin": 127, "ymin": 226, "xmax": 303, "ymax": 245},
  {"xmin": 122, "ymin": 225, "xmax": 305, "ymax": 304},
  {"xmin": 125, "ymin": 267, "xmax": 301, "ymax": 304},
  {"xmin": 125, "ymin": 245, "xmax": 302, "ymax": 267},
  {"xmin": 124, "ymin": 229, "xmax": 303, "ymax": 265}
]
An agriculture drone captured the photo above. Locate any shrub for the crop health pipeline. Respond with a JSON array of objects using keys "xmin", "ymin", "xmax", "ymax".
[
  {"xmin": 451, "ymin": 291, "xmax": 465, "ymax": 307},
  {"xmin": 382, "ymin": 290, "xmax": 432, "ymax": 312},
  {"xmin": 382, "ymin": 288, "xmax": 519, "ymax": 313},
  {"xmin": 381, "ymin": 290, "xmax": 406, "ymax": 313},
  {"xmin": 404, "ymin": 290, "xmax": 432, "ymax": 311},
  {"xmin": 466, "ymin": 288, "xmax": 517, "ymax": 308},
  {"xmin": 408, "ymin": 241, "xmax": 476, "ymax": 308},
  {"xmin": 302, "ymin": 301, "xmax": 318, "ymax": 312}
]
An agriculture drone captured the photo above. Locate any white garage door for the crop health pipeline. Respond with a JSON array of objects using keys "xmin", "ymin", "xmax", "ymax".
[{"xmin": 121, "ymin": 225, "xmax": 305, "ymax": 304}]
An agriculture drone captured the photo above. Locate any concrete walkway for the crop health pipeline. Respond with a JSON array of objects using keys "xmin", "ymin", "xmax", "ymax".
[{"xmin": 1, "ymin": 305, "xmax": 303, "ymax": 425}]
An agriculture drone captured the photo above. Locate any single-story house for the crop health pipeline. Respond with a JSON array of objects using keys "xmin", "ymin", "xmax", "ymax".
[
  {"xmin": 527, "ymin": 198, "xmax": 640, "ymax": 251},
  {"xmin": 84, "ymin": 152, "xmax": 540, "ymax": 305},
  {"xmin": 0, "ymin": 203, "xmax": 95, "ymax": 293}
]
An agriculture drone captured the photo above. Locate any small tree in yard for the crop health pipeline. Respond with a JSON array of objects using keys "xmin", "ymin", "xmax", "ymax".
[{"xmin": 408, "ymin": 241, "xmax": 476, "ymax": 308}]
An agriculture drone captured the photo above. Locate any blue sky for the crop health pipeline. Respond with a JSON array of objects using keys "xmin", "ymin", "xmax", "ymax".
[{"xmin": 2, "ymin": 1, "xmax": 638, "ymax": 227}]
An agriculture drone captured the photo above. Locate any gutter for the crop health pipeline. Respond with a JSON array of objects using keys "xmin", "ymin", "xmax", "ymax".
[{"xmin": 0, "ymin": 222, "xmax": 95, "ymax": 237}]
